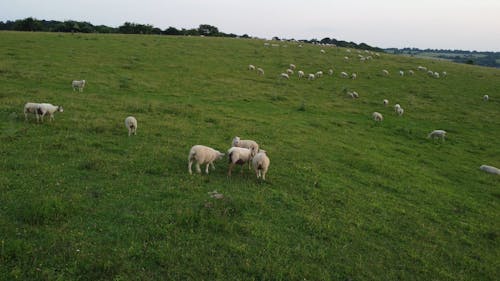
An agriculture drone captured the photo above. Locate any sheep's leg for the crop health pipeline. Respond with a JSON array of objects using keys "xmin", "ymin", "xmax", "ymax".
[
  {"xmin": 134, "ymin": 128, "xmax": 136, "ymax": 135},
  {"xmin": 211, "ymin": 162, "xmax": 215, "ymax": 170},
  {"xmin": 196, "ymin": 163, "xmax": 201, "ymax": 174},
  {"xmin": 205, "ymin": 163, "xmax": 210, "ymax": 174},
  {"xmin": 262, "ymin": 171, "xmax": 266, "ymax": 180},
  {"xmin": 128, "ymin": 128, "xmax": 131, "ymax": 136},
  {"xmin": 188, "ymin": 160, "xmax": 193, "ymax": 174},
  {"xmin": 228, "ymin": 163, "xmax": 235, "ymax": 176}
]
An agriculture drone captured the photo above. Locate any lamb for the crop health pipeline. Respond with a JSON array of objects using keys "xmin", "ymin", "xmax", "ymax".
[
  {"xmin": 252, "ymin": 151, "xmax": 270, "ymax": 180},
  {"xmin": 351, "ymin": 73, "xmax": 357, "ymax": 80},
  {"xmin": 280, "ymin": 73, "xmax": 290, "ymax": 79},
  {"xmin": 308, "ymin": 73, "xmax": 315, "ymax": 80},
  {"xmin": 328, "ymin": 69, "xmax": 334, "ymax": 75},
  {"xmin": 427, "ymin": 70, "xmax": 434, "ymax": 76},
  {"xmin": 372, "ymin": 112, "xmax": 383, "ymax": 122},
  {"xmin": 434, "ymin": 72, "xmax": 440, "ymax": 78},
  {"xmin": 286, "ymin": 69, "xmax": 294, "ymax": 75},
  {"xmin": 289, "ymin": 64, "xmax": 296, "ymax": 70},
  {"xmin": 483, "ymin": 94, "xmax": 489, "ymax": 101},
  {"xmin": 232, "ymin": 136, "xmax": 259, "ymax": 153},
  {"xmin": 72, "ymin": 80, "xmax": 86, "ymax": 92},
  {"xmin": 348, "ymin": 91, "xmax": 359, "ymax": 99},
  {"xmin": 24, "ymin": 102, "xmax": 41, "ymax": 121},
  {"xmin": 320, "ymin": 49, "xmax": 326, "ymax": 54},
  {"xmin": 315, "ymin": 71, "xmax": 323, "ymax": 78},
  {"xmin": 340, "ymin": 72, "xmax": 349, "ymax": 78},
  {"xmin": 399, "ymin": 70, "xmax": 404, "ymax": 76},
  {"xmin": 248, "ymin": 64, "xmax": 256, "ymax": 71},
  {"xmin": 427, "ymin": 130, "xmax": 447, "ymax": 141},
  {"xmin": 257, "ymin": 68, "xmax": 265, "ymax": 76},
  {"xmin": 383, "ymin": 99, "xmax": 389, "ymax": 106},
  {"xmin": 396, "ymin": 107, "xmax": 404, "ymax": 116},
  {"xmin": 408, "ymin": 70, "xmax": 415, "ymax": 75},
  {"xmin": 298, "ymin": 70, "xmax": 305, "ymax": 78},
  {"xmin": 124, "ymin": 116, "xmax": 137, "ymax": 136},
  {"xmin": 382, "ymin": 69, "xmax": 389, "ymax": 76},
  {"xmin": 227, "ymin": 147, "xmax": 256, "ymax": 176},
  {"xmin": 36, "ymin": 103, "xmax": 64, "ymax": 122},
  {"xmin": 394, "ymin": 104, "xmax": 401, "ymax": 112},
  {"xmin": 188, "ymin": 145, "xmax": 225, "ymax": 175},
  {"xmin": 479, "ymin": 165, "xmax": 500, "ymax": 175},
  {"xmin": 442, "ymin": 71, "xmax": 447, "ymax": 77},
  {"xmin": 417, "ymin": 66, "xmax": 427, "ymax": 71}
]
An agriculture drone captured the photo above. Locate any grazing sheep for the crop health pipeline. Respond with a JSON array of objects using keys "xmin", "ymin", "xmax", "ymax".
[
  {"xmin": 442, "ymin": 71, "xmax": 447, "ymax": 77},
  {"xmin": 252, "ymin": 151, "xmax": 270, "ymax": 180},
  {"xmin": 427, "ymin": 70, "xmax": 434, "ymax": 76},
  {"xmin": 289, "ymin": 64, "xmax": 296, "ymax": 70},
  {"xmin": 383, "ymin": 99, "xmax": 389, "ymax": 106},
  {"xmin": 372, "ymin": 112, "xmax": 383, "ymax": 122},
  {"xmin": 286, "ymin": 69, "xmax": 294, "ymax": 75},
  {"xmin": 308, "ymin": 73, "xmax": 315, "ymax": 80},
  {"xmin": 427, "ymin": 130, "xmax": 447, "ymax": 141},
  {"xmin": 340, "ymin": 72, "xmax": 349, "ymax": 78},
  {"xmin": 346, "ymin": 49, "xmax": 351, "ymax": 53},
  {"xmin": 37, "ymin": 103, "xmax": 64, "ymax": 122},
  {"xmin": 280, "ymin": 73, "xmax": 290, "ymax": 79},
  {"xmin": 320, "ymin": 49, "xmax": 326, "ymax": 54},
  {"xmin": 408, "ymin": 70, "xmax": 414, "ymax": 75},
  {"xmin": 188, "ymin": 145, "xmax": 225, "ymax": 175},
  {"xmin": 298, "ymin": 70, "xmax": 305, "ymax": 78},
  {"xmin": 483, "ymin": 94, "xmax": 489, "ymax": 101},
  {"xmin": 351, "ymin": 73, "xmax": 357, "ymax": 80},
  {"xmin": 417, "ymin": 66, "xmax": 427, "ymax": 71},
  {"xmin": 315, "ymin": 71, "xmax": 323, "ymax": 78},
  {"xmin": 396, "ymin": 107, "xmax": 404, "ymax": 116},
  {"xmin": 394, "ymin": 104, "xmax": 401, "ymax": 112},
  {"xmin": 399, "ymin": 70, "xmax": 404, "ymax": 76},
  {"xmin": 382, "ymin": 69, "xmax": 389, "ymax": 76},
  {"xmin": 344, "ymin": 56, "xmax": 349, "ymax": 61},
  {"xmin": 232, "ymin": 136, "xmax": 259, "ymax": 153},
  {"xmin": 124, "ymin": 116, "xmax": 137, "ymax": 136},
  {"xmin": 227, "ymin": 147, "xmax": 256, "ymax": 176},
  {"xmin": 24, "ymin": 102, "xmax": 41, "ymax": 121},
  {"xmin": 434, "ymin": 72, "xmax": 440, "ymax": 78},
  {"xmin": 248, "ymin": 64, "xmax": 256, "ymax": 71},
  {"xmin": 257, "ymin": 68, "xmax": 265, "ymax": 76},
  {"xmin": 328, "ymin": 69, "xmax": 334, "ymax": 75},
  {"xmin": 479, "ymin": 165, "xmax": 500, "ymax": 175},
  {"xmin": 348, "ymin": 91, "xmax": 359, "ymax": 99},
  {"xmin": 72, "ymin": 80, "xmax": 86, "ymax": 92}
]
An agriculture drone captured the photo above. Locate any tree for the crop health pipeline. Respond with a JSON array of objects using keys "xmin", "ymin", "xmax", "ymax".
[
  {"xmin": 163, "ymin": 26, "xmax": 181, "ymax": 35},
  {"xmin": 198, "ymin": 24, "xmax": 219, "ymax": 36},
  {"xmin": 14, "ymin": 17, "xmax": 42, "ymax": 31}
]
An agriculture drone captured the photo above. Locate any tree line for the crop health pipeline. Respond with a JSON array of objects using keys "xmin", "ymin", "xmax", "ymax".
[{"xmin": 0, "ymin": 17, "xmax": 381, "ymax": 51}]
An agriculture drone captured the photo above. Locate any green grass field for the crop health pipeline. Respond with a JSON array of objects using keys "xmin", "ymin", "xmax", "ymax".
[{"xmin": 0, "ymin": 31, "xmax": 499, "ymax": 281}]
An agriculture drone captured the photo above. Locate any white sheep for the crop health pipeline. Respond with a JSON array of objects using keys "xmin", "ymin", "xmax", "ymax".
[
  {"xmin": 442, "ymin": 71, "xmax": 447, "ymax": 77},
  {"xmin": 37, "ymin": 103, "xmax": 64, "ymax": 122},
  {"xmin": 248, "ymin": 64, "xmax": 256, "ymax": 71},
  {"xmin": 344, "ymin": 56, "xmax": 349, "ymax": 61},
  {"xmin": 434, "ymin": 72, "xmax": 440, "ymax": 78},
  {"xmin": 286, "ymin": 69, "xmax": 294, "ymax": 75},
  {"xmin": 257, "ymin": 68, "xmax": 265, "ymax": 76},
  {"xmin": 227, "ymin": 147, "xmax": 256, "ymax": 176},
  {"xmin": 396, "ymin": 107, "xmax": 404, "ymax": 116},
  {"xmin": 340, "ymin": 72, "xmax": 349, "ymax": 78},
  {"xmin": 24, "ymin": 102, "xmax": 41, "ymax": 122},
  {"xmin": 479, "ymin": 165, "xmax": 500, "ymax": 175},
  {"xmin": 315, "ymin": 71, "xmax": 323, "ymax": 78},
  {"xmin": 280, "ymin": 73, "xmax": 290, "ymax": 79},
  {"xmin": 252, "ymin": 151, "xmax": 270, "ymax": 180},
  {"xmin": 188, "ymin": 145, "xmax": 225, "ymax": 175},
  {"xmin": 428, "ymin": 130, "xmax": 447, "ymax": 141},
  {"xmin": 124, "ymin": 116, "xmax": 137, "ymax": 136},
  {"xmin": 289, "ymin": 64, "xmax": 296, "ymax": 70},
  {"xmin": 372, "ymin": 112, "xmax": 383, "ymax": 122},
  {"xmin": 408, "ymin": 70, "xmax": 414, "ymax": 75},
  {"xmin": 232, "ymin": 136, "xmax": 259, "ymax": 153},
  {"xmin": 351, "ymin": 73, "xmax": 357, "ymax": 80},
  {"xmin": 298, "ymin": 70, "xmax": 305, "ymax": 78},
  {"xmin": 348, "ymin": 91, "xmax": 359, "ymax": 99},
  {"xmin": 382, "ymin": 69, "xmax": 389, "ymax": 76},
  {"xmin": 394, "ymin": 104, "xmax": 401, "ymax": 112},
  {"xmin": 417, "ymin": 66, "xmax": 427, "ymax": 71},
  {"xmin": 383, "ymin": 99, "xmax": 389, "ymax": 106},
  {"xmin": 328, "ymin": 69, "xmax": 334, "ymax": 75},
  {"xmin": 427, "ymin": 70, "xmax": 434, "ymax": 76},
  {"xmin": 483, "ymin": 94, "xmax": 489, "ymax": 101},
  {"xmin": 399, "ymin": 70, "xmax": 404, "ymax": 76},
  {"xmin": 308, "ymin": 73, "xmax": 315, "ymax": 80},
  {"xmin": 72, "ymin": 80, "xmax": 86, "ymax": 92},
  {"xmin": 320, "ymin": 49, "xmax": 326, "ymax": 54}
]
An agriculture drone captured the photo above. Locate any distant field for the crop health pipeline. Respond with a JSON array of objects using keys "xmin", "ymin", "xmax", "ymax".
[{"xmin": 0, "ymin": 31, "xmax": 499, "ymax": 281}]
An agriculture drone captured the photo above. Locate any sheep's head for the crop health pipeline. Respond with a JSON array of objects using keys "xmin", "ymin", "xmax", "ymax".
[
  {"xmin": 217, "ymin": 152, "xmax": 225, "ymax": 159},
  {"xmin": 232, "ymin": 136, "xmax": 240, "ymax": 147},
  {"xmin": 58, "ymin": 106, "xmax": 64, "ymax": 112}
]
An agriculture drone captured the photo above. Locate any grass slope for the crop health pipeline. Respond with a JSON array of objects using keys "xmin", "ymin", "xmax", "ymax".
[{"xmin": 0, "ymin": 31, "xmax": 499, "ymax": 281}]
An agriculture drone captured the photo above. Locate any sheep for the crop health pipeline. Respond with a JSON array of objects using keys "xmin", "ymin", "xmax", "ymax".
[
  {"xmin": 346, "ymin": 49, "xmax": 351, "ymax": 53},
  {"xmin": 248, "ymin": 64, "xmax": 255, "ymax": 71},
  {"xmin": 257, "ymin": 68, "xmax": 265, "ymax": 76},
  {"xmin": 344, "ymin": 56, "xmax": 349, "ymax": 61},
  {"xmin": 227, "ymin": 147, "xmax": 256, "ymax": 176},
  {"xmin": 286, "ymin": 69, "xmax": 294, "ymax": 75},
  {"xmin": 417, "ymin": 66, "xmax": 427, "ymax": 71},
  {"xmin": 427, "ymin": 70, "xmax": 434, "ymax": 76},
  {"xmin": 124, "ymin": 116, "xmax": 137, "ymax": 136},
  {"xmin": 372, "ymin": 112, "xmax": 383, "ymax": 122},
  {"xmin": 289, "ymin": 64, "xmax": 296, "ymax": 70},
  {"xmin": 320, "ymin": 49, "xmax": 326, "ymax": 54},
  {"xmin": 252, "ymin": 151, "xmax": 270, "ymax": 180},
  {"xmin": 408, "ymin": 70, "xmax": 415, "ymax": 75},
  {"xmin": 351, "ymin": 73, "xmax": 357, "ymax": 80},
  {"xmin": 232, "ymin": 136, "xmax": 259, "ymax": 153},
  {"xmin": 308, "ymin": 73, "xmax": 315, "ymax": 80},
  {"xmin": 24, "ymin": 102, "xmax": 41, "ymax": 122},
  {"xmin": 315, "ymin": 71, "xmax": 323, "ymax": 78},
  {"xmin": 442, "ymin": 71, "xmax": 447, "ymax": 77},
  {"xmin": 427, "ymin": 130, "xmax": 447, "ymax": 141},
  {"xmin": 479, "ymin": 165, "xmax": 500, "ymax": 175},
  {"xmin": 396, "ymin": 107, "xmax": 404, "ymax": 116},
  {"xmin": 72, "ymin": 80, "xmax": 86, "ymax": 92},
  {"xmin": 36, "ymin": 103, "xmax": 64, "ymax": 122},
  {"xmin": 382, "ymin": 69, "xmax": 389, "ymax": 76},
  {"xmin": 340, "ymin": 72, "xmax": 349, "ymax": 78},
  {"xmin": 188, "ymin": 145, "xmax": 225, "ymax": 175},
  {"xmin": 383, "ymin": 99, "xmax": 389, "ymax": 106},
  {"xmin": 434, "ymin": 72, "xmax": 440, "ymax": 78},
  {"xmin": 399, "ymin": 70, "xmax": 404, "ymax": 76},
  {"xmin": 280, "ymin": 73, "xmax": 290, "ymax": 79},
  {"xmin": 483, "ymin": 94, "xmax": 489, "ymax": 101},
  {"xmin": 298, "ymin": 70, "xmax": 305, "ymax": 78},
  {"xmin": 348, "ymin": 91, "xmax": 359, "ymax": 99},
  {"xmin": 328, "ymin": 69, "xmax": 334, "ymax": 75}
]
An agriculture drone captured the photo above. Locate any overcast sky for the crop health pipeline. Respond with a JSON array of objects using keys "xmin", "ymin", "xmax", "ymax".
[{"xmin": 1, "ymin": 0, "xmax": 500, "ymax": 51}]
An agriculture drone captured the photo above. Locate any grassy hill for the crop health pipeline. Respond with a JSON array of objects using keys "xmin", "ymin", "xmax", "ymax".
[{"xmin": 0, "ymin": 31, "xmax": 499, "ymax": 281}]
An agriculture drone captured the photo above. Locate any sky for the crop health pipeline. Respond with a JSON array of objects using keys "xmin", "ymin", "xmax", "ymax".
[{"xmin": 1, "ymin": 0, "xmax": 500, "ymax": 51}]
